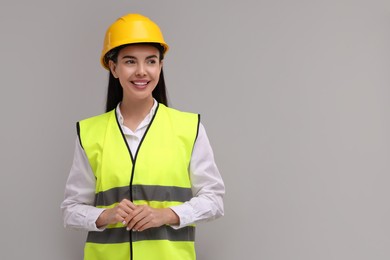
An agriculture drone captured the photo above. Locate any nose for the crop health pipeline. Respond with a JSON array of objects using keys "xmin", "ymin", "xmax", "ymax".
[{"xmin": 135, "ymin": 63, "xmax": 146, "ymax": 77}]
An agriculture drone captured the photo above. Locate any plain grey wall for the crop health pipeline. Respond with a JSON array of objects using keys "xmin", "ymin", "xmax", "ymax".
[{"xmin": 1, "ymin": 0, "xmax": 390, "ymax": 259}]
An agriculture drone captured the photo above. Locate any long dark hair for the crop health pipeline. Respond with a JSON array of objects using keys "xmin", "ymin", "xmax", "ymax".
[{"xmin": 104, "ymin": 43, "xmax": 168, "ymax": 112}]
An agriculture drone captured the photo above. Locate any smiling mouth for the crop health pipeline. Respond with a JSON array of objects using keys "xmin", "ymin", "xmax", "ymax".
[{"xmin": 131, "ymin": 81, "xmax": 149, "ymax": 88}]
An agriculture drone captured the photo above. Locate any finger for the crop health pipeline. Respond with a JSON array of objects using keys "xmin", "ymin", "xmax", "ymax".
[
  {"xmin": 123, "ymin": 206, "xmax": 143, "ymax": 227},
  {"xmin": 117, "ymin": 207, "xmax": 129, "ymax": 217},
  {"xmin": 126, "ymin": 207, "xmax": 147, "ymax": 230},
  {"xmin": 118, "ymin": 200, "xmax": 136, "ymax": 214},
  {"xmin": 108, "ymin": 208, "xmax": 127, "ymax": 225},
  {"xmin": 103, "ymin": 208, "xmax": 126, "ymax": 225},
  {"xmin": 123, "ymin": 199, "xmax": 137, "ymax": 210},
  {"xmin": 133, "ymin": 214, "xmax": 153, "ymax": 231},
  {"xmin": 115, "ymin": 203, "xmax": 135, "ymax": 225}
]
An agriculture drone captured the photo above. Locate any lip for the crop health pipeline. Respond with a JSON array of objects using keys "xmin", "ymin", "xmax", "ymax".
[{"xmin": 131, "ymin": 80, "xmax": 150, "ymax": 89}]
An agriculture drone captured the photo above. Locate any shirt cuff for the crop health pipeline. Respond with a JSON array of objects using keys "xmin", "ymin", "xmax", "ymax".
[
  {"xmin": 85, "ymin": 207, "xmax": 106, "ymax": 231},
  {"xmin": 169, "ymin": 204, "xmax": 194, "ymax": 229}
]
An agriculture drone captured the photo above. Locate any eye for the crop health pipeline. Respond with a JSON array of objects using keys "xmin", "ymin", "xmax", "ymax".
[
  {"xmin": 147, "ymin": 59, "xmax": 158, "ymax": 65},
  {"xmin": 124, "ymin": 59, "xmax": 136, "ymax": 64}
]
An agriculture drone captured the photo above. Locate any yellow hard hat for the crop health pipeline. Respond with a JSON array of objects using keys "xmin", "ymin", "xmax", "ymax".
[{"xmin": 100, "ymin": 13, "xmax": 169, "ymax": 70}]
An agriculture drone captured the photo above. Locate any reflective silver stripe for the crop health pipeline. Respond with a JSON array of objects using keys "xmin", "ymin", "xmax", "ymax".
[
  {"xmin": 86, "ymin": 226, "xmax": 195, "ymax": 244},
  {"xmin": 132, "ymin": 185, "xmax": 193, "ymax": 203},
  {"xmin": 95, "ymin": 185, "xmax": 193, "ymax": 206},
  {"xmin": 94, "ymin": 186, "xmax": 129, "ymax": 206}
]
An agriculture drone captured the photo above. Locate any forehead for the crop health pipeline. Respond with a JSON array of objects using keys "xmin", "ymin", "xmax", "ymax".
[{"xmin": 118, "ymin": 44, "xmax": 160, "ymax": 58}]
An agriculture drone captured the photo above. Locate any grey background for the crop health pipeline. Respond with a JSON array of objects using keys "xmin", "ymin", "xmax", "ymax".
[{"xmin": 1, "ymin": 0, "xmax": 389, "ymax": 259}]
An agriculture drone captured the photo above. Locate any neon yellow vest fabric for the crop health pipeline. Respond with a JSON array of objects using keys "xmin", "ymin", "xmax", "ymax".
[{"xmin": 77, "ymin": 104, "xmax": 199, "ymax": 260}]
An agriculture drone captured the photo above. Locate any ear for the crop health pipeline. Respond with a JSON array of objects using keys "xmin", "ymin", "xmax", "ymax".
[
  {"xmin": 159, "ymin": 59, "xmax": 164, "ymax": 70},
  {"xmin": 108, "ymin": 60, "xmax": 118, "ymax": 78}
]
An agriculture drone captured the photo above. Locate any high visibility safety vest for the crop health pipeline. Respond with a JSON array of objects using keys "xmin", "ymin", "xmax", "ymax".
[{"xmin": 77, "ymin": 103, "xmax": 200, "ymax": 260}]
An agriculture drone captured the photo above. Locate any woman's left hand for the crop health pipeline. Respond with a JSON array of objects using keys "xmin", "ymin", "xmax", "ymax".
[{"xmin": 123, "ymin": 205, "xmax": 179, "ymax": 231}]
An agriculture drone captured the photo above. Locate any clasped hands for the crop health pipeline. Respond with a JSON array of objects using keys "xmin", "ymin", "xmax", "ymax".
[{"xmin": 96, "ymin": 198, "xmax": 179, "ymax": 231}]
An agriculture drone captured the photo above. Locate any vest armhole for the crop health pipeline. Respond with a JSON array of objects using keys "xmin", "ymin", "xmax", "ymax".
[
  {"xmin": 76, "ymin": 121, "xmax": 84, "ymax": 149},
  {"xmin": 190, "ymin": 114, "xmax": 201, "ymax": 159},
  {"xmin": 195, "ymin": 114, "xmax": 201, "ymax": 142}
]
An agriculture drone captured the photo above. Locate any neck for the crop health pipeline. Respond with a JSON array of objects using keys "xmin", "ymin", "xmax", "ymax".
[{"xmin": 120, "ymin": 97, "xmax": 154, "ymax": 131}]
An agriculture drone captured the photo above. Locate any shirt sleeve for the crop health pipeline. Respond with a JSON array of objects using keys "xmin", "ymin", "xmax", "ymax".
[
  {"xmin": 60, "ymin": 139, "xmax": 105, "ymax": 231},
  {"xmin": 170, "ymin": 123, "xmax": 225, "ymax": 228}
]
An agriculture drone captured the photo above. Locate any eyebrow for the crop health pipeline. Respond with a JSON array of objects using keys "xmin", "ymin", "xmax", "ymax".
[{"xmin": 121, "ymin": 55, "xmax": 159, "ymax": 60}]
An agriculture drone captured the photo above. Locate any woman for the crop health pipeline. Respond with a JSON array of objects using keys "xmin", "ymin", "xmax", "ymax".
[{"xmin": 61, "ymin": 13, "xmax": 225, "ymax": 260}]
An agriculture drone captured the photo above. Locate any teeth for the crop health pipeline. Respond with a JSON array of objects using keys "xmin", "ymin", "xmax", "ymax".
[{"xmin": 134, "ymin": 82, "xmax": 147, "ymax": 86}]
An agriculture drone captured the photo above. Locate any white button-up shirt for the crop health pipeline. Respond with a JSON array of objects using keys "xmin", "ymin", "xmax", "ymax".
[{"xmin": 61, "ymin": 100, "xmax": 225, "ymax": 231}]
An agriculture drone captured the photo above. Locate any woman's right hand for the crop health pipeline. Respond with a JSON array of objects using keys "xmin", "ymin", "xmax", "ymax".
[{"xmin": 96, "ymin": 199, "xmax": 137, "ymax": 228}]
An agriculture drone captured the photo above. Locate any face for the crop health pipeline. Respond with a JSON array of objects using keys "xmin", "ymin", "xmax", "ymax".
[{"xmin": 109, "ymin": 44, "xmax": 163, "ymax": 103}]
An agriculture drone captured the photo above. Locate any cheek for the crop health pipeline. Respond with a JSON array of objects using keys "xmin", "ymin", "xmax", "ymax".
[
  {"xmin": 152, "ymin": 67, "xmax": 162, "ymax": 78},
  {"xmin": 117, "ymin": 67, "xmax": 134, "ymax": 79}
]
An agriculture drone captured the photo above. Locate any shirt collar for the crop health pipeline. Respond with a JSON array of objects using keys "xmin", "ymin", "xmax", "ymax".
[{"xmin": 115, "ymin": 99, "xmax": 158, "ymax": 127}]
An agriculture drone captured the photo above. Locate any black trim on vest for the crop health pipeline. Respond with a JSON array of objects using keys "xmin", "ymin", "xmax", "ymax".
[
  {"xmin": 113, "ymin": 106, "xmax": 134, "ymax": 259},
  {"xmin": 114, "ymin": 108, "xmax": 134, "ymax": 163},
  {"xmin": 133, "ymin": 102, "xmax": 160, "ymax": 163},
  {"xmin": 190, "ymin": 114, "xmax": 201, "ymax": 156},
  {"xmin": 76, "ymin": 122, "xmax": 83, "ymax": 149},
  {"xmin": 130, "ymin": 102, "xmax": 160, "ymax": 196},
  {"xmin": 195, "ymin": 114, "xmax": 200, "ymax": 142},
  {"xmin": 113, "ymin": 103, "xmax": 160, "ymax": 259}
]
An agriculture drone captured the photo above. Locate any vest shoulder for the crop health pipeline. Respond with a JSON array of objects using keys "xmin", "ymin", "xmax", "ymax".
[
  {"xmin": 79, "ymin": 110, "xmax": 114, "ymax": 126},
  {"xmin": 77, "ymin": 110, "xmax": 115, "ymax": 149},
  {"xmin": 158, "ymin": 105, "xmax": 200, "ymax": 137},
  {"xmin": 160, "ymin": 104, "xmax": 199, "ymax": 119}
]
